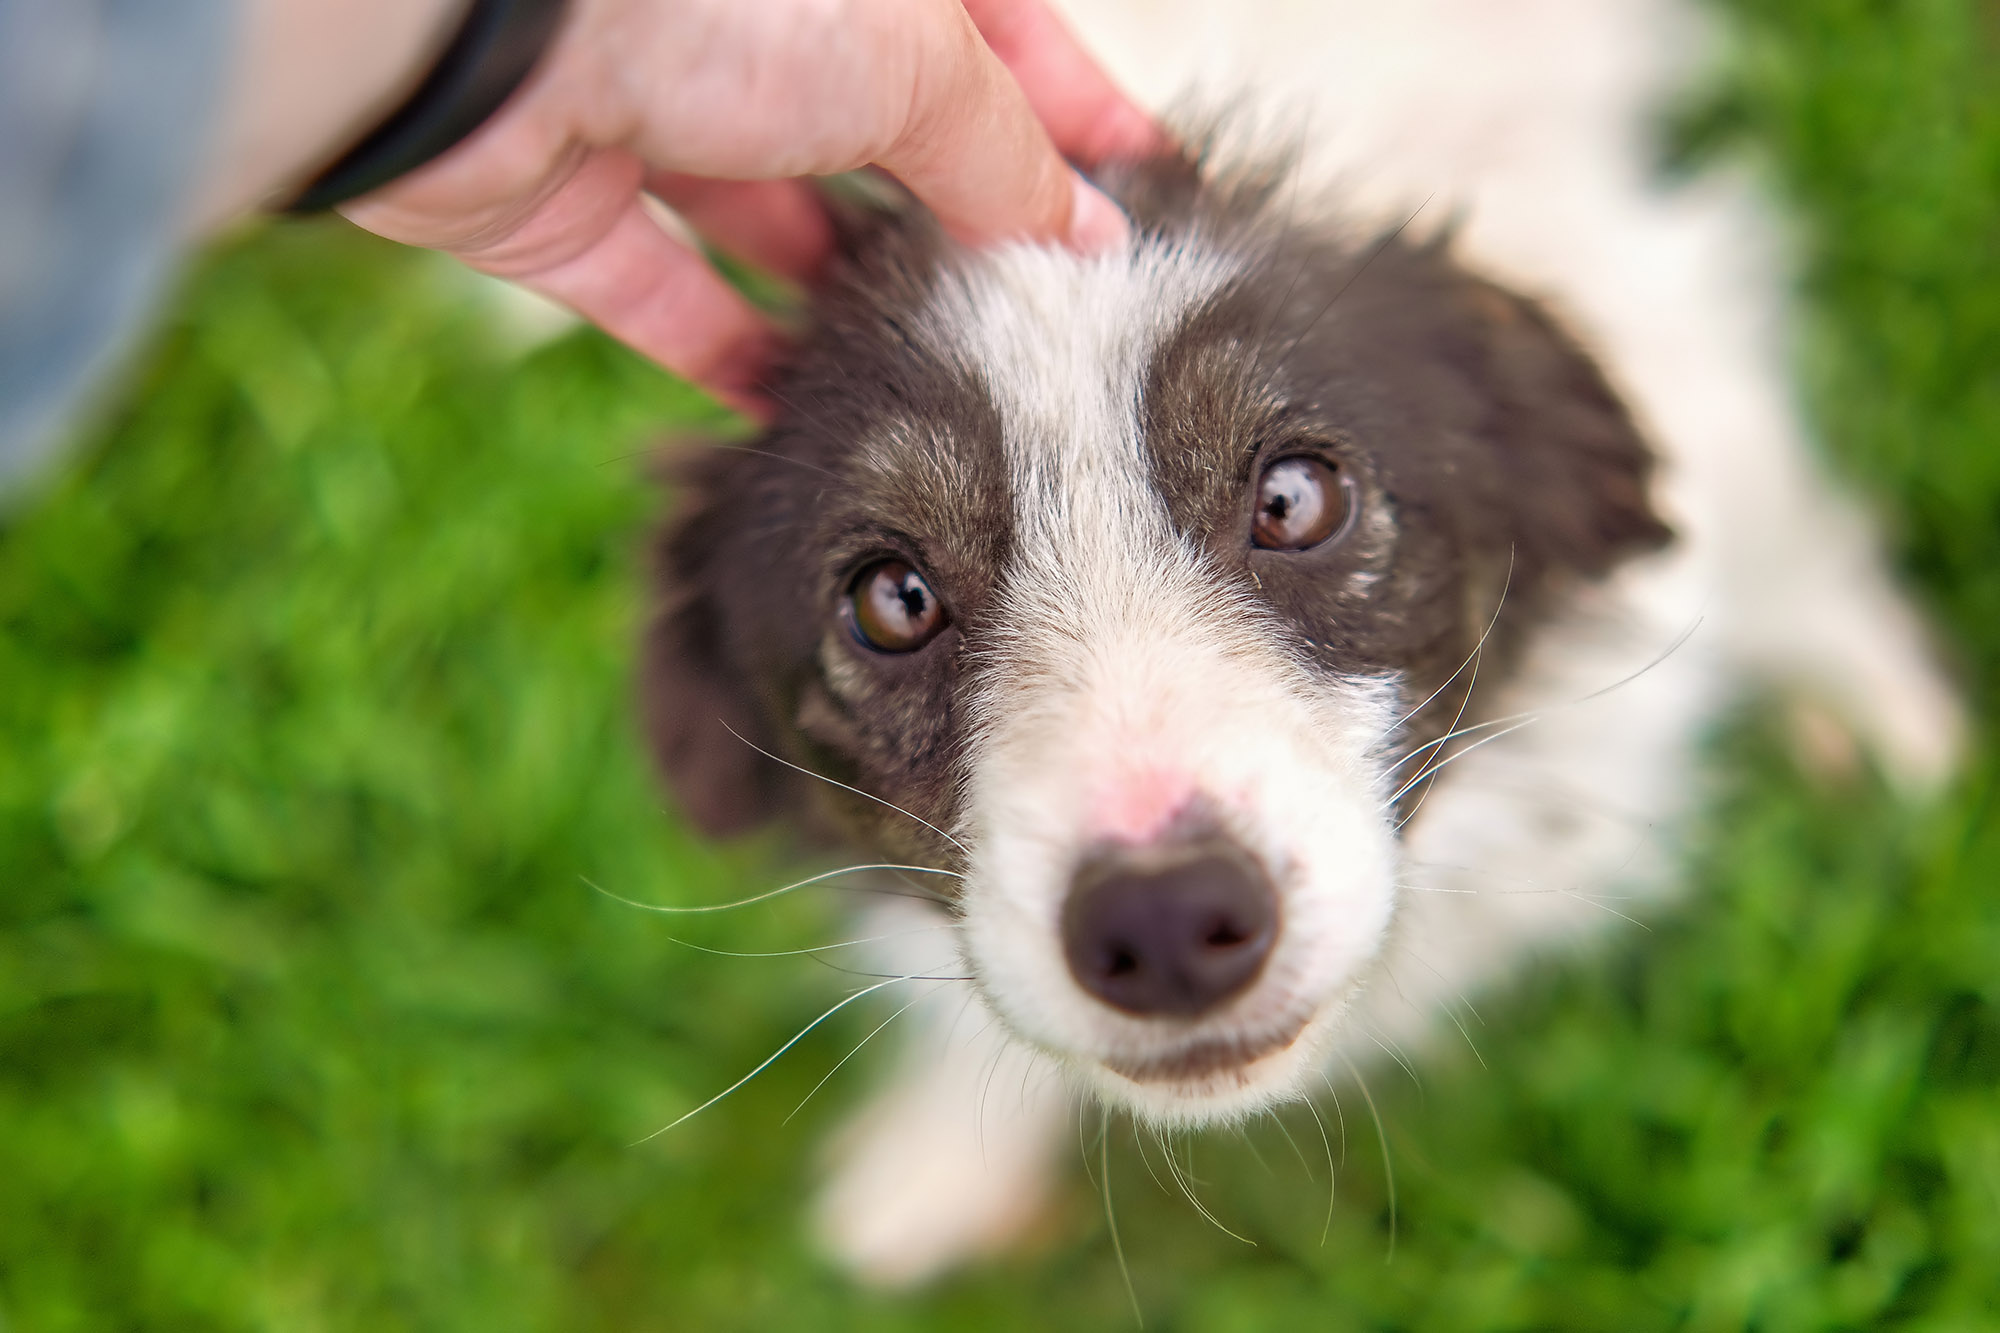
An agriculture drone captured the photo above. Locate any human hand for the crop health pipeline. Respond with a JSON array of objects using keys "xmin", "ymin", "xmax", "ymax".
[{"xmin": 330, "ymin": 0, "xmax": 1160, "ymax": 415}]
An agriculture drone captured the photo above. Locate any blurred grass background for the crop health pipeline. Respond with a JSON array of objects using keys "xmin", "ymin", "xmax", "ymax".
[{"xmin": 2, "ymin": 0, "xmax": 1997, "ymax": 1327}]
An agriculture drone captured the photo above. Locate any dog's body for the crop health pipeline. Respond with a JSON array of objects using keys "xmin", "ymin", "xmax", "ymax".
[{"xmin": 641, "ymin": 0, "xmax": 1961, "ymax": 1284}]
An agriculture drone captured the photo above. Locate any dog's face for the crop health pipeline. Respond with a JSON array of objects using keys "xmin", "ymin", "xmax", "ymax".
[{"xmin": 644, "ymin": 157, "xmax": 1668, "ymax": 1126}]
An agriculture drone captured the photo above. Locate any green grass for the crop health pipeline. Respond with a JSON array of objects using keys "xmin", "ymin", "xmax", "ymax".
[{"xmin": 2, "ymin": 1, "xmax": 1997, "ymax": 1327}]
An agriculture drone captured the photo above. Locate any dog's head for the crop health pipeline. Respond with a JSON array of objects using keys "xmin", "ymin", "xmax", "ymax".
[{"xmin": 641, "ymin": 154, "xmax": 1670, "ymax": 1126}]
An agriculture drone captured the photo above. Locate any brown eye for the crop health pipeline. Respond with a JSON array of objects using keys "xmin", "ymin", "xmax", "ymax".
[
  {"xmin": 1252, "ymin": 456, "xmax": 1351, "ymax": 551},
  {"xmin": 846, "ymin": 559, "xmax": 947, "ymax": 653}
]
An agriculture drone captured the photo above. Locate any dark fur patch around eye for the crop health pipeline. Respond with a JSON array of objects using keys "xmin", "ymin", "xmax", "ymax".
[
  {"xmin": 1128, "ymin": 205, "xmax": 1669, "ymax": 773},
  {"xmin": 637, "ymin": 219, "xmax": 1012, "ymax": 857}
]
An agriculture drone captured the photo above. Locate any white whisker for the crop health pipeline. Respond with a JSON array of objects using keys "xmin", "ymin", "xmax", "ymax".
[
  {"xmin": 1553, "ymin": 888, "xmax": 1652, "ymax": 931},
  {"xmin": 881, "ymin": 865, "xmax": 968, "ymax": 908},
  {"xmin": 1388, "ymin": 548, "xmax": 1511, "ymax": 735},
  {"xmin": 784, "ymin": 982, "xmax": 945, "ymax": 1124},
  {"xmin": 1132, "ymin": 1122, "xmax": 1175, "ymax": 1202},
  {"xmin": 1393, "ymin": 622, "xmax": 1488, "ymax": 828},
  {"xmin": 583, "ymin": 863, "xmax": 959, "ymax": 916},
  {"xmin": 1390, "ymin": 715, "xmax": 1537, "ymax": 808},
  {"xmin": 1362, "ymin": 1026, "xmax": 1425, "ymax": 1099},
  {"xmin": 1384, "ymin": 959, "xmax": 1488, "ymax": 1069},
  {"xmin": 1408, "ymin": 879, "xmax": 1653, "ymax": 931},
  {"xmin": 1303, "ymin": 1093, "xmax": 1338, "ymax": 1246},
  {"xmin": 632, "ymin": 973, "xmax": 919, "ymax": 1144},
  {"xmin": 976, "ymin": 1040, "xmax": 1008, "ymax": 1167},
  {"xmin": 1078, "ymin": 1099, "xmax": 1098, "ymax": 1192},
  {"xmin": 1101, "ymin": 1112, "xmax": 1143, "ymax": 1328},
  {"xmin": 718, "ymin": 719, "xmax": 971, "ymax": 856},
  {"xmin": 1398, "ymin": 864, "xmax": 1654, "ymax": 928},
  {"xmin": 1267, "ymin": 1108, "xmax": 1314, "ymax": 1183},
  {"xmin": 1340, "ymin": 1055, "xmax": 1397, "ymax": 1264},
  {"xmin": 1317, "ymin": 1070, "xmax": 1350, "ymax": 1170},
  {"xmin": 800, "ymin": 956, "xmax": 972, "ymax": 981},
  {"xmin": 1155, "ymin": 1128, "xmax": 1255, "ymax": 1245},
  {"xmin": 1395, "ymin": 877, "xmax": 1642, "ymax": 905},
  {"xmin": 1271, "ymin": 195, "xmax": 1434, "ymax": 369},
  {"xmin": 1236, "ymin": 1121, "xmax": 1277, "ymax": 1180},
  {"xmin": 660, "ymin": 920, "xmax": 956, "ymax": 961},
  {"xmin": 1384, "ymin": 615, "xmax": 1704, "ymax": 793}
]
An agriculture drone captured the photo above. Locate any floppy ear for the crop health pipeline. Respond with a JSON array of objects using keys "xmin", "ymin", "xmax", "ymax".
[
  {"xmin": 637, "ymin": 450, "xmax": 794, "ymax": 839},
  {"xmin": 1465, "ymin": 279, "xmax": 1675, "ymax": 576}
]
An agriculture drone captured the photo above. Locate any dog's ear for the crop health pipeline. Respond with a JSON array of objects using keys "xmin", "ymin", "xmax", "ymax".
[
  {"xmin": 1464, "ymin": 278, "xmax": 1675, "ymax": 576},
  {"xmin": 637, "ymin": 449, "xmax": 794, "ymax": 839}
]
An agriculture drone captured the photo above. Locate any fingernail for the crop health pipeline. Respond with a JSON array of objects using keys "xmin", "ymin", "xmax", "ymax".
[{"xmin": 1067, "ymin": 174, "xmax": 1131, "ymax": 254}]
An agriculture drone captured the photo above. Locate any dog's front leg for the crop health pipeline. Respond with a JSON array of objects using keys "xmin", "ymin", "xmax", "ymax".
[{"xmin": 812, "ymin": 900, "xmax": 1071, "ymax": 1287}]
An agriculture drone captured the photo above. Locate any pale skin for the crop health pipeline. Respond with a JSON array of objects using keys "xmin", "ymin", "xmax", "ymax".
[{"xmin": 199, "ymin": 0, "xmax": 1159, "ymax": 415}]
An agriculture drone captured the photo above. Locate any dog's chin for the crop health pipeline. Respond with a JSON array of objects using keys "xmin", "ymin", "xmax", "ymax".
[{"xmin": 1064, "ymin": 1003, "xmax": 1349, "ymax": 1129}]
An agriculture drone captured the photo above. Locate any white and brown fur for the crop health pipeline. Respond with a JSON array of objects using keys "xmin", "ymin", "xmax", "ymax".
[{"xmin": 638, "ymin": 0, "xmax": 1962, "ymax": 1285}]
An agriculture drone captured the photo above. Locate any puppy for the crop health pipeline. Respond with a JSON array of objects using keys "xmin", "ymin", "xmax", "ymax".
[{"xmin": 639, "ymin": 0, "xmax": 1961, "ymax": 1285}]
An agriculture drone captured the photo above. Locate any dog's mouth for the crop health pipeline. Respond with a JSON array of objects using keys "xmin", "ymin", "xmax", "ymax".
[{"xmin": 1101, "ymin": 1015, "xmax": 1312, "ymax": 1085}]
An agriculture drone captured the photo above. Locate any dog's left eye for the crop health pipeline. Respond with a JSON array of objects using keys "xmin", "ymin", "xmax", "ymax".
[
  {"xmin": 845, "ymin": 559, "xmax": 947, "ymax": 653},
  {"xmin": 1252, "ymin": 456, "xmax": 1352, "ymax": 551}
]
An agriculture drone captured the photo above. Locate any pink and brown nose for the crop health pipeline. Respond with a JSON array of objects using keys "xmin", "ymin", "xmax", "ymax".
[{"xmin": 1061, "ymin": 840, "xmax": 1279, "ymax": 1017}]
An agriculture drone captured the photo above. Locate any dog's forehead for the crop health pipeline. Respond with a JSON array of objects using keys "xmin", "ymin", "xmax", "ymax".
[
  {"xmin": 900, "ymin": 237, "xmax": 1251, "ymax": 566},
  {"xmin": 914, "ymin": 238, "xmax": 1246, "ymax": 461}
]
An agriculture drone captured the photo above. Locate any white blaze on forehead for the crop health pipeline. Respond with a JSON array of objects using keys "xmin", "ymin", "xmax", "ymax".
[{"xmin": 919, "ymin": 236, "xmax": 1245, "ymax": 564}]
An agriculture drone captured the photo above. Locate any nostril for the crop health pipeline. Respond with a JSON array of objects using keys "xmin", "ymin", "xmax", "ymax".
[
  {"xmin": 1204, "ymin": 914, "xmax": 1248, "ymax": 948},
  {"xmin": 1061, "ymin": 842, "xmax": 1280, "ymax": 1018}
]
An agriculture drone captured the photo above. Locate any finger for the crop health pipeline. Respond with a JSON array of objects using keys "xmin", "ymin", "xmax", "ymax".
[
  {"xmin": 514, "ymin": 199, "xmax": 779, "ymax": 416},
  {"xmin": 438, "ymin": 149, "xmax": 780, "ymax": 416},
  {"xmin": 960, "ymin": 0, "xmax": 1165, "ymax": 164},
  {"xmin": 878, "ymin": 1, "xmax": 1129, "ymax": 252},
  {"xmin": 645, "ymin": 172, "xmax": 835, "ymax": 282}
]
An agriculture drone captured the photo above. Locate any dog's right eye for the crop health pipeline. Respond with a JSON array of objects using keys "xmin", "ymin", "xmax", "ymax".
[
  {"xmin": 844, "ymin": 559, "xmax": 947, "ymax": 653},
  {"xmin": 1252, "ymin": 455, "xmax": 1353, "ymax": 551}
]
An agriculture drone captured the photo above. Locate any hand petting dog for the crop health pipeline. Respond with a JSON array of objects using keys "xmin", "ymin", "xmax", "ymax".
[{"xmin": 205, "ymin": 0, "xmax": 1158, "ymax": 416}]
